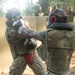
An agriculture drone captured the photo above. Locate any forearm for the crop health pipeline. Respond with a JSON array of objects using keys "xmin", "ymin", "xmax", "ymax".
[
  {"xmin": 12, "ymin": 19, "xmax": 47, "ymax": 41},
  {"xmin": 36, "ymin": 32, "xmax": 46, "ymax": 42},
  {"xmin": 21, "ymin": 27, "xmax": 38, "ymax": 39},
  {"xmin": 16, "ymin": 26, "xmax": 46, "ymax": 42},
  {"xmin": 15, "ymin": 26, "xmax": 38, "ymax": 39}
]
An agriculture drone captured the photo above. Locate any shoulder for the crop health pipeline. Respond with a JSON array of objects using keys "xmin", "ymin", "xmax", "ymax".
[{"xmin": 7, "ymin": 27, "xmax": 18, "ymax": 37}]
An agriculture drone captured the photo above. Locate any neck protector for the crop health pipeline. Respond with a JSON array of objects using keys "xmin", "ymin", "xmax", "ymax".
[{"xmin": 49, "ymin": 23, "xmax": 74, "ymax": 31}]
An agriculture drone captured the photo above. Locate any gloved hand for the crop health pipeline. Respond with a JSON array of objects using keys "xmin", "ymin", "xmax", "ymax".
[
  {"xmin": 6, "ymin": 20, "xmax": 13, "ymax": 26},
  {"xmin": 24, "ymin": 38, "xmax": 37, "ymax": 50}
]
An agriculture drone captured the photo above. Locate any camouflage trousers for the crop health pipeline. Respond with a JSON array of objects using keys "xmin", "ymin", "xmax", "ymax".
[
  {"xmin": 45, "ymin": 71, "xmax": 70, "ymax": 75},
  {"xmin": 9, "ymin": 50, "xmax": 46, "ymax": 75}
]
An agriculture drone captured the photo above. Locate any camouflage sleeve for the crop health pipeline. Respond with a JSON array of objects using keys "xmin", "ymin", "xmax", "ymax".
[
  {"xmin": 8, "ymin": 25, "xmax": 47, "ymax": 42},
  {"xmin": 8, "ymin": 28, "xmax": 18, "ymax": 38},
  {"xmin": 36, "ymin": 30, "xmax": 47, "ymax": 42}
]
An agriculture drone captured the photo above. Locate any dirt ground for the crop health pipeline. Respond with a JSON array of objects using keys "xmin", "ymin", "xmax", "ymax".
[
  {"xmin": 0, "ymin": 62, "xmax": 75, "ymax": 75},
  {"xmin": 0, "ymin": 49, "xmax": 75, "ymax": 75}
]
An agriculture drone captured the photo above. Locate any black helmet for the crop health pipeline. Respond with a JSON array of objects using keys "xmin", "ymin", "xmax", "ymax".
[
  {"xmin": 6, "ymin": 8, "xmax": 21, "ymax": 21},
  {"xmin": 47, "ymin": 8, "xmax": 68, "ymax": 28}
]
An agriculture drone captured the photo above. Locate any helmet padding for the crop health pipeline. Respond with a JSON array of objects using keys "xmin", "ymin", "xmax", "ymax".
[
  {"xmin": 6, "ymin": 8, "xmax": 21, "ymax": 21},
  {"xmin": 47, "ymin": 8, "xmax": 68, "ymax": 28}
]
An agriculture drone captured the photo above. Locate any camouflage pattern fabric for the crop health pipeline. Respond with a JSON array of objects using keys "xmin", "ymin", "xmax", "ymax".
[
  {"xmin": 5, "ymin": 25, "xmax": 46, "ymax": 75},
  {"xmin": 45, "ymin": 70, "xmax": 70, "ymax": 75},
  {"xmin": 46, "ymin": 29, "xmax": 75, "ymax": 74},
  {"xmin": 46, "ymin": 49, "xmax": 74, "ymax": 74},
  {"xmin": 47, "ymin": 29, "xmax": 75, "ymax": 50},
  {"xmin": 9, "ymin": 50, "xmax": 46, "ymax": 75},
  {"xmin": 37, "ymin": 43, "xmax": 47, "ymax": 61}
]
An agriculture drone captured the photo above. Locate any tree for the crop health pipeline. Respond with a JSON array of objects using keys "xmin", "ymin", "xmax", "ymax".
[
  {"xmin": 39, "ymin": 0, "xmax": 75, "ymax": 13},
  {"xmin": 0, "ymin": 0, "xmax": 75, "ymax": 16},
  {"xmin": 39, "ymin": 0, "xmax": 50, "ymax": 13},
  {"xmin": 24, "ymin": 0, "xmax": 37, "ymax": 16}
]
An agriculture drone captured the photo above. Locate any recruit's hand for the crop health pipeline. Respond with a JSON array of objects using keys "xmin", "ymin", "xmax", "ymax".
[{"xmin": 24, "ymin": 38, "xmax": 37, "ymax": 50}]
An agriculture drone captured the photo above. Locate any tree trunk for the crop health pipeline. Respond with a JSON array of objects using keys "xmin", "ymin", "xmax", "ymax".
[{"xmin": 39, "ymin": 0, "xmax": 50, "ymax": 13}]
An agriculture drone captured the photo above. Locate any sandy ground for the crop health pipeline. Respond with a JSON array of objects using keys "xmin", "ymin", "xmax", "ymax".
[{"xmin": 0, "ymin": 51, "xmax": 75, "ymax": 75}]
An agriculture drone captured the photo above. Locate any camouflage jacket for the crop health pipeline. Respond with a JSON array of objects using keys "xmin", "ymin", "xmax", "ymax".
[
  {"xmin": 5, "ymin": 25, "xmax": 33, "ymax": 59},
  {"xmin": 37, "ymin": 24, "xmax": 75, "ymax": 74}
]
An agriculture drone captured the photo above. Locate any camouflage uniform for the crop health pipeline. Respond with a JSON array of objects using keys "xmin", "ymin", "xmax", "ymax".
[
  {"xmin": 37, "ymin": 25, "xmax": 75, "ymax": 75},
  {"xmin": 5, "ymin": 23, "xmax": 46, "ymax": 75},
  {"xmin": 16, "ymin": 22, "xmax": 75, "ymax": 75},
  {"xmin": 45, "ymin": 70, "xmax": 70, "ymax": 75},
  {"xmin": 37, "ymin": 43, "xmax": 47, "ymax": 61},
  {"xmin": 35, "ymin": 8, "xmax": 75, "ymax": 75}
]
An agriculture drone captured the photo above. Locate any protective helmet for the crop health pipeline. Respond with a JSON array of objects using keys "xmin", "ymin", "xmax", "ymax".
[
  {"xmin": 6, "ymin": 8, "xmax": 21, "ymax": 21},
  {"xmin": 46, "ymin": 8, "xmax": 68, "ymax": 28}
]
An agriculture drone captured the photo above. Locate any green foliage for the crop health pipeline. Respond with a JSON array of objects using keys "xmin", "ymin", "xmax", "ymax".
[
  {"xmin": 24, "ymin": 9, "xmax": 34, "ymax": 16},
  {"xmin": 23, "ymin": 0, "xmax": 75, "ymax": 16},
  {"xmin": 0, "ymin": 0, "xmax": 4, "ymax": 17},
  {"xmin": 24, "ymin": 1, "xmax": 40, "ymax": 16},
  {"xmin": 0, "ymin": 0, "xmax": 75, "ymax": 16},
  {"xmin": 24, "ymin": 5, "xmax": 37, "ymax": 16},
  {"xmin": 0, "ymin": 7, "xmax": 4, "ymax": 17}
]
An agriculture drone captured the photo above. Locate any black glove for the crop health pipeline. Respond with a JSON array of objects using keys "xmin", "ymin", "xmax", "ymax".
[
  {"xmin": 25, "ymin": 38, "xmax": 37, "ymax": 50},
  {"xmin": 13, "ymin": 20, "xmax": 22, "ymax": 31}
]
